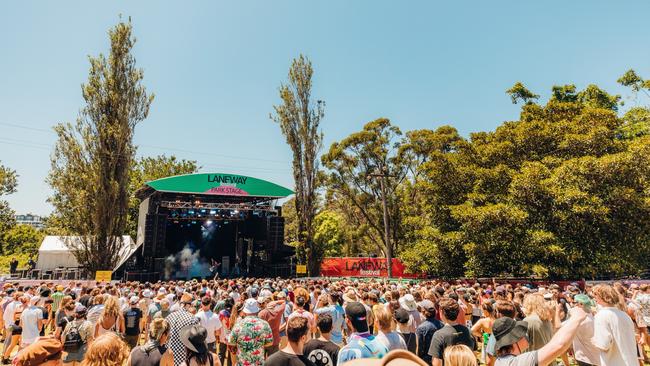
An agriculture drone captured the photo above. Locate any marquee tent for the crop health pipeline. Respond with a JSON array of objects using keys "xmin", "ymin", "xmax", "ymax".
[{"xmin": 36, "ymin": 236, "xmax": 138, "ymax": 271}]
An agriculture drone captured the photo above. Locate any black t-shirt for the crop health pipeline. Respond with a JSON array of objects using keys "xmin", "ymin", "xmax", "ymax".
[
  {"xmin": 123, "ymin": 307, "xmax": 143, "ymax": 336},
  {"xmin": 303, "ymin": 339, "xmax": 340, "ymax": 366},
  {"xmin": 428, "ymin": 324, "xmax": 475, "ymax": 363},
  {"xmin": 399, "ymin": 331, "xmax": 417, "ymax": 354},
  {"xmin": 79, "ymin": 295, "xmax": 91, "ymax": 307},
  {"xmin": 265, "ymin": 351, "xmax": 316, "ymax": 366}
]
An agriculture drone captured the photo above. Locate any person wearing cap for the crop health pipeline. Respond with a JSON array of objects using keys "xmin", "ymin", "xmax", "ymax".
[
  {"xmin": 61, "ymin": 304, "xmax": 94, "ymax": 365},
  {"xmin": 337, "ymin": 301, "xmax": 388, "ymax": 365},
  {"xmin": 493, "ymin": 304, "xmax": 585, "ymax": 366},
  {"xmin": 178, "ymin": 324, "xmax": 219, "ymax": 366},
  {"xmin": 415, "ymin": 299, "xmax": 443, "ymax": 364},
  {"xmin": 195, "ymin": 296, "xmax": 222, "ymax": 354},
  {"xmin": 228, "ymin": 298, "xmax": 273, "ymax": 366},
  {"xmin": 259, "ymin": 295, "xmax": 287, "ymax": 356},
  {"xmin": 591, "ymin": 284, "xmax": 638, "ymax": 366},
  {"xmin": 394, "ymin": 308, "xmax": 416, "ymax": 354},
  {"xmin": 399, "ymin": 294, "xmax": 422, "ymax": 333},
  {"xmin": 20, "ymin": 295, "xmax": 44, "ymax": 348},
  {"xmin": 123, "ymin": 295, "xmax": 144, "ymax": 349},
  {"xmin": 428, "ymin": 297, "xmax": 475, "ymax": 366},
  {"xmin": 569, "ymin": 294, "xmax": 600, "ymax": 366}
]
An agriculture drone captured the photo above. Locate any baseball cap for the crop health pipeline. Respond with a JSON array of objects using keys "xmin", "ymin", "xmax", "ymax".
[
  {"xmin": 574, "ymin": 294, "xmax": 595, "ymax": 312},
  {"xmin": 129, "ymin": 296, "xmax": 139, "ymax": 305},
  {"xmin": 394, "ymin": 308, "xmax": 410, "ymax": 324},
  {"xmin": 345, "ymin": 301, "xmax": 367, "ymax": 322},
  {"xmin": 419, "ymin": 300, "xmax": 436, "ymax": 312}
]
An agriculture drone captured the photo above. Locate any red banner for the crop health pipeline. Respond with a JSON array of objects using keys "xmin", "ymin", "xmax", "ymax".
[{"xmin": 320, "ymin": 257, "xmax": 419, "ymax": 278}]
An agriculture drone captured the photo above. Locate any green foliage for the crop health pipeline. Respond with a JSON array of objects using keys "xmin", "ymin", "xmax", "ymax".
[
  {"xmin": 2, "ymin": 224, "xmax": 44, "ymax": 256},
  {"xmin": 322, "ymin": 118, "xmax": 407, "ymax": 259},
  {"xmin": 126, "ymin": 155, "xmax": 198, "ymax": 237},
  {"xmin": 313, "ymin": 210, "xmax": 346, "ymax": 257},
  {"xmin": 0, "ymin": 162, "xmax": 18, "ymax": 251},
  {"xmin": 47, "ymin": 18, "xmax": 154, "ymax": 272},
  {"xmin": 324, "ymin": 79, "xmax": 650, "ymax": 279},
  {"xmin": 0, "ymin": 253, "xmax": 31, "ymax": 273},
  {"xmin": 271, "ymin": 54, "xmax": 324, "ymax": 275},
  {"xmin": 506, "ymin": 82, "xmax": 539, "ymax": 104}
]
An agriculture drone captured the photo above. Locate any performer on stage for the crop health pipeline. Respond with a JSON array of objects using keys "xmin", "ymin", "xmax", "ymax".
[{"xmin": 209, "ymin": 258, "xmax": 221, "ymax": 280}]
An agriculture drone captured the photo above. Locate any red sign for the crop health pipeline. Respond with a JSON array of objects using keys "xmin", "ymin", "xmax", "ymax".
[{"xmin": 320, "ymin": 257, "xmax": 419, "ymax": 278}]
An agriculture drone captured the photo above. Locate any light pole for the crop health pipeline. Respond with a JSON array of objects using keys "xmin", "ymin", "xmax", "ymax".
[{"xmin": 368, "ymin": 169, "xmax": 393, "ymax": 278}]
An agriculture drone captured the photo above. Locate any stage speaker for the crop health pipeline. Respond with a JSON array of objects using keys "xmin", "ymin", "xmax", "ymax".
[
  {"xmin": 142, "ymin": 213, "xmax": 168, "ymax": 271},
  {"xmin": 267, "ymin": 216, "xmax": 285, "ymax": 252}
]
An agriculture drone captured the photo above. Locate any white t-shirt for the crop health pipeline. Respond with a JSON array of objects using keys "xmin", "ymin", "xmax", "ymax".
[
  {"xmin": 20, "ymin": 306, "xmax": 43, "ymax": 346},
  {"xmin": 593, "ymin": 306, "xmax": 638, "ymax": 366},
  {"xmin": 3, "ymin": 301, "xmax": 19, "ymax": 327},
  {"xmin": 571, "ymin": 313, "xmax": 600, "ymax": 365},
  {"xmin": 376, "ymin": 330, "xmax": 407, "ymax": 351},
  {"xmin": 195, "ymin": 310, "xmax": 222, "ymax": 344}
]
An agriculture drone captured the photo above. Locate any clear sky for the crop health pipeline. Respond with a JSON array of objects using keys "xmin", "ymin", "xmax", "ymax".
[{"xmin": 1, "ymin": 1, "xmax": 649, "ymax": 215}]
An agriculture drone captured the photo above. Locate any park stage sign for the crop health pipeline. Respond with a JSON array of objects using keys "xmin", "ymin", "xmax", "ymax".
[{"xmin": 145, "ymin": 173, "xmax": 293, "ymax": 198}]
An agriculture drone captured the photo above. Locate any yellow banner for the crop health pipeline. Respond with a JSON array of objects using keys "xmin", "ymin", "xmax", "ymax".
[
  {"xmin": 95, "ymin": 270, "xmax": 113, "ymax": 282},
  {"xmin": 296, "ymin": 265, "xmax": 307, "ymax": 274}
]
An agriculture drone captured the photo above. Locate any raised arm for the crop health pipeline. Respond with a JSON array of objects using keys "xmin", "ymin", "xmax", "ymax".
[{"xmin": 537, "ymin": 306, "xmax": 587, "ymax": 366}]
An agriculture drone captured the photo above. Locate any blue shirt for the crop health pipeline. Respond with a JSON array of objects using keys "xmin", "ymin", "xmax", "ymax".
[
  {"xmin": 315, "ymin": 304, "xmax": 346, "ymax": 344},
  {"xmin": 338, "ymin": 332, "xmax": 388, "ymax": 365},
  {"xmin": 416, "ymin": 317, "xmax": 444, "ymax": 363}
]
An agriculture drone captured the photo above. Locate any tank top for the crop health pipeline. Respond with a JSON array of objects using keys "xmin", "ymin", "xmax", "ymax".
[
  {"xmin": 129, "ymin": 344, "xmax": 168, "ymax": 366},
  {"xmin": 97, "ymin": 316, "xmax": 118, "ymax": 336}
]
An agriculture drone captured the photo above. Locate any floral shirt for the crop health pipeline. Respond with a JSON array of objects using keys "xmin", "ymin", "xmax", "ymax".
[{"xmin": 228, "ymin": 315, "xmax": 273, "ymax": 366}]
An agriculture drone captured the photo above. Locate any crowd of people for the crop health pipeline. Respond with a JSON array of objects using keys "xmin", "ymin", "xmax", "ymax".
[{"xmin": 0, "ymin": 277, "xmax": 647, "ymax": 366}]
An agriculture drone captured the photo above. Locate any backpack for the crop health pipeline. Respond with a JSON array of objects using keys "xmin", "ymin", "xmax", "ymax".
[{"xmin": 63, "ymin": 322, "xmax": 84, "ymax": 352}]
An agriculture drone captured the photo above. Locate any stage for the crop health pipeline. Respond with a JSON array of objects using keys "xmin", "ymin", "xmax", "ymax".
[{"xmin": 118, "ymin": 173, "xmax": 295, "ymax": 281}]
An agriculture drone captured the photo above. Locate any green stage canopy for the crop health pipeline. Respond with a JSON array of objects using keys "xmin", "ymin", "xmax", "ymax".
[{"xmin": 145, "ymin": 173, "xmax": 293, "ymax": 198}]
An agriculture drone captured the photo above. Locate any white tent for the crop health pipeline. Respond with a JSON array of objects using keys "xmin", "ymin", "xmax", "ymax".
[{"xmin": 36, "ymin": 236, "xmax": 138, "ymax": 271}]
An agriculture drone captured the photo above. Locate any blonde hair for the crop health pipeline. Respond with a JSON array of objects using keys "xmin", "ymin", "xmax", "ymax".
[
  {"xmin": 81, "ymin": 332, "xmax": 129, "ymax": 366},
  {"xmin": 523, "ymin": 293, "xmax": 552, "ymax": 321},
  {"xmin": 149, "ymin": 317, "xmax": 170, "ymax": 342},
  {"xmin": 592, "ymin": 284, "xmax": 623, "ymax": 308},
  {"xmin": 375, "ymin": 307, "xmax": 394, "ymax": 331},
  {"xmin": 101, "ymin": 296, "xmax": 121, "ymax": 320},
  {"xmin": 443, "ymin": 344, "xmax": 477, "ymax": 366}
]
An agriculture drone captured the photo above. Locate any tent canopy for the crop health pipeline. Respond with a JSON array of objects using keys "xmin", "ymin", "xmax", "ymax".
[{"xmin": 36, "ymin": 236, "xmax": 138, "ymax": 271}]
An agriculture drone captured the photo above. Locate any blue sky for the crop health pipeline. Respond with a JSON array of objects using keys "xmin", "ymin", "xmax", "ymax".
[{"xmin": 1, "ymin": 1, "xmax": 649, "ymax": 215}]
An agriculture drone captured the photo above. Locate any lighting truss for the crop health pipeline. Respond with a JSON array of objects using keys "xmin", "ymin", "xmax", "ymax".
[{"xmin": 160, "ymin": 200, "xmax": 276, "ymax": 213}]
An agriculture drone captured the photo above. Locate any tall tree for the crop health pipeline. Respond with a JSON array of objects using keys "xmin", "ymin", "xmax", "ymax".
[
  {"xmin": 271, "ymin": 55, "xmax": 324, "ymax": 275},
  {"xmin": 322, "ymin": 118, "xmax": 408, "ymax": 276},
  {"xmin": 48, "ymin": 18, "xmax": 154, "ymax": 272},
  {"xmin": 0, "ymin": 162, "xmax": 18, "ymax": 253}
]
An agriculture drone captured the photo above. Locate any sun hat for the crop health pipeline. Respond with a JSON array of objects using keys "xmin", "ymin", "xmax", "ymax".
[
  {"xmin": 129, "ymin": 296, "xmax": 139, "ymax": 305},
  {"xmin": 242, "ymin": 298, "xmax": 260, "ymax": 314},
  {"xmin": 343, "ymin": 289, "xmax": 358, "ymax": 303},
  {"xmin": 179, "ymin": 324, "xmax": 208, "ymax": 354},
  {"xmin": 493, "ymin": 317, "xmax": 529, "ymax": 350},
  {"xmin": 399, "ymin": 294, "xmax": 417, "ymax": 312}
]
